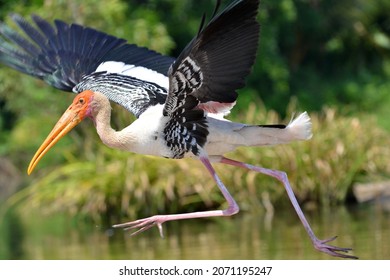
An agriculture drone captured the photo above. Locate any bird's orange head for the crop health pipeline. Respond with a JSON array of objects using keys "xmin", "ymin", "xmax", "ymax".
[{"xmin": 27, "ymin": 90, "xmax": 95, "ymax": 175}]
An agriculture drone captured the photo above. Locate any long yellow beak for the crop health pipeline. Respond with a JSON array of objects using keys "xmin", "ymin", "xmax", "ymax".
[
  {"xmin": 27, "ymin": 91, "xmax": 94, "ymax": 175},
  {"xmin": 27, "ymin": 107, "xmax": 83, "ymax": 175}
]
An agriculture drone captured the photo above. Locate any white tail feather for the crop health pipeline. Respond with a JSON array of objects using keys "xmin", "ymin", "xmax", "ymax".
[
  {"xmin": 237, "ymin": 112, "xmax": 312, "ymax": 147},
  {"xmin": 286, "ymin": 111, "xmax": 313, "ymax": 141}
]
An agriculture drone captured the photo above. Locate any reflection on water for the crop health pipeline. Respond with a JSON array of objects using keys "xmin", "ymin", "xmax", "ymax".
[{"xmin": 1, "ymin": 200, "xmax": 389, "ymax": 260}]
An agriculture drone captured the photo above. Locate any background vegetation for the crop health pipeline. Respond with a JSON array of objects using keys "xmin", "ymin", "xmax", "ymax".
[{"xmin": 0, "ymin": 0, "xmax": 389, "ymax": 224}]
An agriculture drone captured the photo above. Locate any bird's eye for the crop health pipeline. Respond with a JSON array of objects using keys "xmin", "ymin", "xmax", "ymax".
[{"xmin": 79, "ymin": 98, "xmax": 85, "ymax": 104}]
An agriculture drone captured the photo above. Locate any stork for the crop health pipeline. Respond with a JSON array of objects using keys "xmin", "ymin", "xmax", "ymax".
[{"xmin": 0, "ymin": 0, "xmax": 356, "ymax": 259}]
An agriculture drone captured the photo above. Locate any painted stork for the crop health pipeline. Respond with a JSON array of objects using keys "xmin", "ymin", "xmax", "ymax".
[{"xmin": 0, "ymin": 0, "xmax": 356, "ymax": 259}]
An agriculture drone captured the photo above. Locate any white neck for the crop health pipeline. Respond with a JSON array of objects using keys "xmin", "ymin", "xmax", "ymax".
[{"xmin": 92, "ymin": 92, "xmax": 137, "ymax": 150}]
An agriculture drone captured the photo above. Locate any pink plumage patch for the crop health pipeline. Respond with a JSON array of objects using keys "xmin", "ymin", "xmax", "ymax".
[{"xmin": 197, "ymin": 101, "xmax": 236, "ymax": 115}]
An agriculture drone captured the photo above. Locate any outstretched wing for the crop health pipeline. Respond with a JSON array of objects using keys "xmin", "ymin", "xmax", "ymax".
[
  {"xmin": 0, "ymin": 14, "xmax": 174, "ymax": 92},
  {"xmin": 165, "ymin": 0, "xmax": 260, "ymax": 116},
  {"xmin": 163, "ymin": 0, "xmax": 260, "ymax": 158}
]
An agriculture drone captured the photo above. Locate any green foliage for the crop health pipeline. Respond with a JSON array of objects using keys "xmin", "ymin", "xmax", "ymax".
[
  {"xmin": 225, "ymin": 103, "xmax": 390, "ymax": 207},
  {"xmin": 247, "ymin": 0, "xmax": 390, "ymax": 115}
]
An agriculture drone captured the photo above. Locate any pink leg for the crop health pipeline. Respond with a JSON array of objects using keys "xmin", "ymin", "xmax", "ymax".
[
  {"xmin": 113, "ymin": 154, "xmax": 239, "ymax": 237},
  {"xmin": 220, "ymin": 157, "xmax": 357, "ymax": 259}
]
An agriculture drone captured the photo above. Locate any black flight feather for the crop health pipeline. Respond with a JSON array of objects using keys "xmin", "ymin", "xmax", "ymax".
[
  {"xmin": 168, "ymin": 0, "xmax": 260, "ymax": 105},
  {"xmin": 0, "ymin": 14, "xmax": 175, "ymax": 92}
]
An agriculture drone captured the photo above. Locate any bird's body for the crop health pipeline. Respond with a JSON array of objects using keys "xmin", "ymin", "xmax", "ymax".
[
  {"xmin": 0, "ymin": 0, "xmax": 356, "ymax": 259},
  {"xmin": 78, "ymin": 90, "xmax": 311, "ymax": 159}
]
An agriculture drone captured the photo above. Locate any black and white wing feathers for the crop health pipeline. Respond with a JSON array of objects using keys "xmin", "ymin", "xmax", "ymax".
[
  {"xmin": 0, "ymin": 14, "xmax": 174, "ymax": 92},
  {"xmin": 163, "ymin": 0, "xmax": 260, "ymax": 158},
  {"xmin": 166, "ymin": 0, "xmax": 260, "ymax": 114}
]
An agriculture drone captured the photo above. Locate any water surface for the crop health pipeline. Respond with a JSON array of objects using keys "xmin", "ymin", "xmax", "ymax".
[{"xmin": 1, "ymin": 201, "xmax": 389, "ymax": 260}]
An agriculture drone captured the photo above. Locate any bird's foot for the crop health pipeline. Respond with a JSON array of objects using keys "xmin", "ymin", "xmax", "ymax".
[
  {"xmin": 313, "ymin": 236, "xmax": 358, "ymax": 259},
  {"xmin": 113, "ymin": 215, "xmax": 166, "ymax": 237}
]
